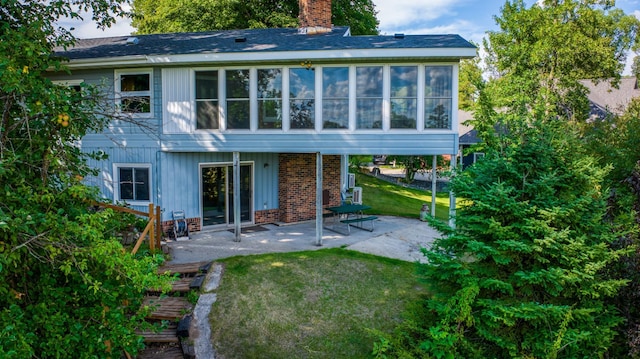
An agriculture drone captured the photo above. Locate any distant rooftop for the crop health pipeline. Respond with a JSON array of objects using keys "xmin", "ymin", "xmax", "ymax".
[
  {"xmin": 580, "ymin": 77, "xmax": 640, "ymax": 118},
  {"xmin": 54, "ymin": 26, "xmax": 476, "ymax": 61}
]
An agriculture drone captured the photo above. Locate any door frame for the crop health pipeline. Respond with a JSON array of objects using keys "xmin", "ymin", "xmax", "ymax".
[{"xmin": 199, "ymin": 161, "xmax": 255, "ymax": 229}]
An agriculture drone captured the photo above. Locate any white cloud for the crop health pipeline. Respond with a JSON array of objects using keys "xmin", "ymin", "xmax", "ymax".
[
  {"xmin": 56, "ymin": 4, "xmax": 134, "ymax": 39},
  {"xmin": 373, "ymin": 0, "xmax": 463, "ymax": 33}
]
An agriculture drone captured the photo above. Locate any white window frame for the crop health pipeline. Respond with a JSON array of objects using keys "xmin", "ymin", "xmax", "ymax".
[
  {"xmin": 113, "ymin": 163, "xmax": 152, "ymax": 205},
  {"xmin": 473, "ymin": 152, "xmax": 485, "ymax": 163},
  {"xmin": 114, "ymin": 68, "xmax": 153, "ymax": 118}
]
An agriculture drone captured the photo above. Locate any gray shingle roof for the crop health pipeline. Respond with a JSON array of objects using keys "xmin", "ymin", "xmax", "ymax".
[
  {"xmin": 55, "ymin": 27, "xmax": 476, "ymax": 60},
  {"xmin": 580, "ymin": 77, "xmax": 640, "ymax": 118}
]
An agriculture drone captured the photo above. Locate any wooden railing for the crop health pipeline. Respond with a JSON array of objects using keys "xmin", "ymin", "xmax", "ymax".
[{"xmin": 94, "ymin": 202, "xmax": 162, "ymax": 254}]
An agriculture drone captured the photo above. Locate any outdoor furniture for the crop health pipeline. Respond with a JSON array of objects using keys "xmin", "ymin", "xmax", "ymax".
[{"xmin": 324, "ymin": 204, "xmax": 377, "ymax": 235}]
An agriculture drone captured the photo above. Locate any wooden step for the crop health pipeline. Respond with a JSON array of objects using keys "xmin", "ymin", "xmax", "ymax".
[
  {"xmin": 170, "ymin": 277, "xmax": 193, "ymax": 293},
  {"xmin": 143, "ymin": 296, "xmax": 192, "ymax": 320},
  {"xmin": 137, "ymin": 323, "xmax": 179, "ymax": 343},
  {"xmin": 137, "ymin": 345, "xmax": 183, "ymax": 359},
  {"xmin": 157, "ymin": 261, "xmax": 211, "ymax": 276}
]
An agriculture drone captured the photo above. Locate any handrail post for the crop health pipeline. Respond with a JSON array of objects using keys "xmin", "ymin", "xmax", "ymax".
[
  {"xmin": 155, "ymin": 205, "xmax": 161, "ymax": 249},
  {"xmin": 148, "ymin": 203, "xmax": 155, "ymax": 252}
]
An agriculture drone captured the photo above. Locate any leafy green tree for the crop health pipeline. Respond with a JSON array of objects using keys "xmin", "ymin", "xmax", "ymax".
[
  {"xmin": 458, "ymin": 46, "xmax": 484, "ymax": 111},
  {"xmin": 375, "ymin": 115, "xmax": 628, "ymax": 358},
  {"xmin": 1, "ymin": 1, "xmax": 169, "ymax": 357},
  {"xmin": 485, "ymin": 0, "xmax": 640, "ymax": 120},
  {"xmin": 132, "ymin": 0, "xmax": 379, "ymax": 35}
]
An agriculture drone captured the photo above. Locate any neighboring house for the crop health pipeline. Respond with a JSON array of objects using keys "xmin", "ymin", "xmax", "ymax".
[
  {"xmin": 458, "ymin": 109, "xmax": 483, "ymax": 169},
  {"xmin": 50, "ymin": 0, "xmax": 476, "ymax": 239},
  {"xmin": 580, "ymin": 77, "xmax": 640, "ymax": 119}
]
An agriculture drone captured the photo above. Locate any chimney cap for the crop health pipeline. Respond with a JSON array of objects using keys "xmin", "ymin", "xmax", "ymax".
[
  {"xmin": 235, "ymin": 37, "xmax": 247, "ymax": 43},
  {"xmin": 394, "ymin": 33, "xmax": 405, "ymax": 39}
]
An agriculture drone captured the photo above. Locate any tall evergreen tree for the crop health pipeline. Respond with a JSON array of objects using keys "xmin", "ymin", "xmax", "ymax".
[{"xmin": 374, "ymin": 115, "xmax": 628, "ymax": 358}]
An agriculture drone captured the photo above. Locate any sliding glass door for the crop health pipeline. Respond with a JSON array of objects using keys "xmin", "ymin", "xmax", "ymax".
[{"xmin": 201, "ymin": 163, "xmax": 253, "ymax": 227}]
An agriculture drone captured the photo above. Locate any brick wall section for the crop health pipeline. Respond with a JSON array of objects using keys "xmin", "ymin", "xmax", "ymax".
[
  {"xmin": 278, "ymin": 154, "xmax": 341, "ymax": 223},
  {"xmin": 255, "ymin": 209, "xmax": 280, "ymax": 224},
  {"xmin": 299, "ymin": 0, "xmax": 332, "ymax": 29}
]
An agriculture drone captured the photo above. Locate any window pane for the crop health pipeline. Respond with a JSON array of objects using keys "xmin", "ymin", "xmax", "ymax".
[
  {"xmin": 119, "ymin": 168, "xmax": 134, "ymax": 200},
  {"xmin": 290, "ymin": 68, "xmax": 315, "ymax": 130},
  {"xmin": 290, "ymin": 99, "xmax": 314, "ymax": 129},
  {"xmin": 196, "ymin": 100, "xmax": 220, "ymax": 129},
  {"xmin": 425, "ymin": 66, "xmax": 452, "ymax": 97},
  {"xmin": 356, "ymin": 99, "xmax": 383, "ymax": 129},
  {"xmin": 257, "ymin": 69, "xmax": 282, "ymax": 99},
  {"xmin": 425, "ymin": 99, "xmax": 452, "ymax": 129},
  {"xmin": 121, "ymin": 74, "xmax": 150, "ymax": 92},
  {"xmin": 356, "ymin": 66, "xmax": 383, "ymax": 97},
  {"xmin": 227, "ymin": 100, "xmax": 250, "ymax": 129},
  {"xmin": 226, "ymin": 70, "xmax": 250, "ymax": 129},
  {"xmin": 121, "ymin": 97, "xmax": 150, "ymax": 113},
  {"xmin": 134, "ymin": 168, "xmax": 150, "ymax": 201},
  {"xmin": 322, "ymin": 67, "xmax": 349, "ymax": 98},
  {"xmin": 196, "ymin": 71, "xmax": 218, "ymax": 99},
  {"xmin": 290, "ymin": 69, "xmax": 315, "ymax": 99},
  {"xmin": 258, "ymin": 100, "xmax": 282, "ymax": 129},
  {"xmin": 391, "ymin": 99, "xmax": 417, "ymax": 129},
  {"xmin": 322, "ymin": 67, "xmax": 349, "ymax": 129},
  {"xmin": 322, "ymin": 99, "xmax": 348, "ymax": 129},
  {"xmin": 391, "ymin": 66, "xmax": 417, "ymax": 97},
  {"xmin": 227, "ymin": 70, "xmax": 250, "ymax": 98}
]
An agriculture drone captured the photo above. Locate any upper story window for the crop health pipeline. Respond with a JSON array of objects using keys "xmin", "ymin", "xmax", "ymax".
[
  {"xmin": 289, "ymin": 68, "xmax": 315, "ymax": 129},
  {"xmin": 356, "ymin": 66, "xmax": 383, "ymax": 129},
  {"xmin": 322, "ymin": 67, "xmax": 349, "ymax": 129},
  {"xmin": 226, "ymin": 69, "xmax": 250, "ymax": 129},
  {"xmin": 390, "ymin": 66, "xmax": 418, "ymax": 129},
  {"xmin": 424, "ymin": 66, "xmax": 452, "ymax": 129},
  {"xmin": 114, "ymin": 163, "xmax": 151, "ymax": 204},
  {"xmin": 195, "ymin": 70, "xmax": 219, "ymax": 130},
  {"xmin": 257, "ymin": 69, "xmax": 283, "ymax": 129},
  {"xmin": 115, "ymin": 69, "xmax": 152, "ymax": 116}
]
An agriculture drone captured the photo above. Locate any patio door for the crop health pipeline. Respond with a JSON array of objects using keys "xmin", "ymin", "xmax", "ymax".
[{"xmin": 200, "ymin": 163, "xmax": 253, "ymax": 227}]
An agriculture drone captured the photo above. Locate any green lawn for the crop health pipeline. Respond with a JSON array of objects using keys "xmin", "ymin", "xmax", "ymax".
[
  {"xmin": 355, "ymin": 172, "xmax": 452, "ymax": 220},
  {"xmin": 209, "ymin": 249, "xmax": 426, "ymax": 359}
]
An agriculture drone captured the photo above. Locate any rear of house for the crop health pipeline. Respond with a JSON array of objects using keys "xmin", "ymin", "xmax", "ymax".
[{"xmin": 51, "ymin": 0, "xmax": 476, "ymax": 235}]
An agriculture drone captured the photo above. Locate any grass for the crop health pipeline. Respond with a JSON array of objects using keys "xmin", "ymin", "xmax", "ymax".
[
  {"xmin": 355, "ymin": 172, "xmax": 452, "ymax": 220},
  {"xmin": 209, "ymin": 248, "xmax": 426, "ymax": 359}
]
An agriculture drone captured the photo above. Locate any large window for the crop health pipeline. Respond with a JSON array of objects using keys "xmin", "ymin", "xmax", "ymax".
[
  {"xmin": 289, "ymin": 68, "xmax": 315, "ymax": 129},
  {"xmin": 195, "ymin": 70, "xmax": 219, "ymax": 129},
  {"xmin": 115, "ymin": 164, "xmax": 151, "ymax": 204},
  {"xmin": 390, "ymin": 66, "xmax": 418, "ymax": 129},
  {"xmin": 356, "ymin": 66, "xmax": 383, "ymax": 129},
  {"xmin": 322, "ymin": 67, "xmax": 349, "ymax": 129},
  {"xmin": 115, "ymin": 70, "xmax": 152, "ymax": 115},
  {"xmin": 257, "ymin": 69, "xmax": 283, "ymax": 129},
  {"xmin": 424, "ymin": 66, "xmax": 452, "ymax": 129},
  {"xmin": 226, "ymin": 69, "xmax": 251, "ymax": 129}
]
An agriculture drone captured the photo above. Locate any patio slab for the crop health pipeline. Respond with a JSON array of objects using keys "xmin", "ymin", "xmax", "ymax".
[{"xmin": 165, "ymin": 216, "xmax": 440, "ymax": 264}]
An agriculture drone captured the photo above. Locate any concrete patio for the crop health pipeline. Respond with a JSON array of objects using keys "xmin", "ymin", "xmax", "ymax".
[{"xmin": 165, "ymin": 215, "xmax": 441, "ymax": 264}]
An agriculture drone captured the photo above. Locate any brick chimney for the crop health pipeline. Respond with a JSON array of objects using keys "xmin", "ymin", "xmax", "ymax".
[{"xmin": 299, "ymin": 0, "xmax": 332, "ymax": 34}]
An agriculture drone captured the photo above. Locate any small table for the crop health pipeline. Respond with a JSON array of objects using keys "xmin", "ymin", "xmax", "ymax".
[{"xmin": 324, "ymin": 204, "xmax": 377, "ymax": 235}]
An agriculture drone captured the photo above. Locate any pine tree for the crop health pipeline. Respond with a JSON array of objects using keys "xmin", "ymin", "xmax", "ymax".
[{"xmin": 417, "ymin": 117, "xmax": 628, "ymax": 358}]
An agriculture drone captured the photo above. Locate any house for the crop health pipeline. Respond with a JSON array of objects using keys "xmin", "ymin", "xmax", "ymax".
[
  {"xmin": 458, "ymin": 110, "xmax": 483, "ymax": 169},
  {"xmin": 580, "ymin": 77, "xmax": 640, "ymax": 119},
  {"xmin": 50, "ymin": 0, "xmax": 476, "ymax": 243}
]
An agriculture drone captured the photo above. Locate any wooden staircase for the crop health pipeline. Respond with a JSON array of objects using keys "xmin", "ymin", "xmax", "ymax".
[{"xmin": 135, "ymin": 261, "xmax": 212, "ymax": 359}]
